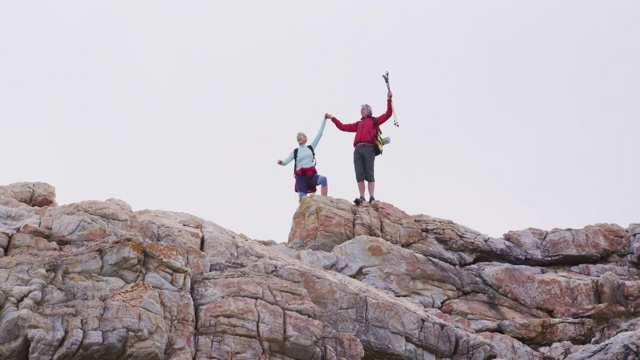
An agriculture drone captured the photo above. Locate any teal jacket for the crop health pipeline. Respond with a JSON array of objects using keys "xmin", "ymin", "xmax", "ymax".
[{"xmin": 280, "ymin": 119, "xmax": 327, "ymax": 171}]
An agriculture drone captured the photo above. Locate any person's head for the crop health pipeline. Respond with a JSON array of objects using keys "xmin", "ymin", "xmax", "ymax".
[
  {"xmin": 297, "ymin": 132, "xmax": 307, "ymax": 145},
  {"xmin": 360, "ymin": 104, "xmax": 372, "ymax": 118}
]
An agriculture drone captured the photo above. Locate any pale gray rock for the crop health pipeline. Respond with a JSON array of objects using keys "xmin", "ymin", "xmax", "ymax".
[
  {"xmin": 1, "ymin": 185, "xmax": 638, "ymax": 359},
  {"xmin": 0, "ymin": 182, "xmax": 57, "ymax": 208},
  {"xmin": 563, "ymin": 329, "xmax": 640, "ymax": 359}
]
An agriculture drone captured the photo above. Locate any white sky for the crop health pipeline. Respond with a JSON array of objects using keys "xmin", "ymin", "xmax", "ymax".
[{"xmin": 2, "ymin": 1, "xmax": 639, "ymax": 243}]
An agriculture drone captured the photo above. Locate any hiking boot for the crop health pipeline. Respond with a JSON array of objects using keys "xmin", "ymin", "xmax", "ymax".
[
  {"xmin": 354, "ymin": 196, "xmax": 365, "ymax": 206},
  {"xmin": 369, "ymin": 196, "xmax": 376, "ymax": 203}
]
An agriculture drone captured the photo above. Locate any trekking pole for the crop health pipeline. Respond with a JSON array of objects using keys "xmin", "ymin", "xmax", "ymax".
[
  {"xmin": 382, "ymin": 71, "xmax": 399, "ymax": 128},
  {"xmin": 383, "ymin": 71, "xmax": 390, "ymax": 91}
]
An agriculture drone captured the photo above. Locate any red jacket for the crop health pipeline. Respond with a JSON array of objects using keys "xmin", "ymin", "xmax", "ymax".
[
  {"xmin": 294, "ymin": 166, "xmax": 317, "ymax": 178},
  {"xmin": 294, "ymin": 166, "xmax": 318, "ymax": 193},
  {"xmin": 330, "ymin": 99, "xmax": 393, "ymax": 147}
]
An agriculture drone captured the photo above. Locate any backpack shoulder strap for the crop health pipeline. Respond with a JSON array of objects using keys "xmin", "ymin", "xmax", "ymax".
[{"xmin": 307, "ymin": 145, "xmax": 316, "ymax": 165}]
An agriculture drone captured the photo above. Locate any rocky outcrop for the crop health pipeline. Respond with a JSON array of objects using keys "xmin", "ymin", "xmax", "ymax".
[
  {"xmin": 1, "ymin": 183, "xmax": 638, "ymax": 359},
  {"xmin": 287, "ymin": 196, "xmax": 640, "ymax": 359}
]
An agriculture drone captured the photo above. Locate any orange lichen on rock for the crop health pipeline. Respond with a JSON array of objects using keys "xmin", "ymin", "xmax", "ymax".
[
  {"xmin": 119, "ymin": 237, "xmax": 144, "ymax": 255},
  {"xmin": 109, "ymin": 282, "xmax": 153, "ymax": 305},
  {"xmin": 145, "ymin": 242, "xmax": 181, "ymax": 261}
]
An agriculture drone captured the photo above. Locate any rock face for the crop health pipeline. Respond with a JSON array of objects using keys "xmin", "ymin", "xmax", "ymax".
[{"xmin": 1, "ymin": 183, "xmax": 638, "ymax": 360}]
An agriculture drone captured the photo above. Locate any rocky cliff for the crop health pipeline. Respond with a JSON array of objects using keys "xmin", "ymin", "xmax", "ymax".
[{"xmin": 0, "ymin": 182, "xmax": 638, "ymax": 360}]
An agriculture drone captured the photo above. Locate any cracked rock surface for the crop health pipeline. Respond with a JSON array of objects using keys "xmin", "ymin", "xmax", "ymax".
[
  {"xmin": 287, "ymin": 196, "xmax": 640, "ymax": 359},
  {"xmin": 1, "ymin": 183, "xmax": 639, "ymax": 359}
]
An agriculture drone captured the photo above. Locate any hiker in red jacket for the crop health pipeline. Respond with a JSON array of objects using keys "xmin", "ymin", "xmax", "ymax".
[{"xmin": 325, "ymin": 90, "xmax": 393, "ymax": 205}]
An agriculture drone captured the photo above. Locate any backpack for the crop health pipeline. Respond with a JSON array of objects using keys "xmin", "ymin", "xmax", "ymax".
[
  {"xmin": 372, "ymin": 117, "xmax": 383, "ymax": 156},
  {"xmin": 293, "ymin": 145, "xmax": 315, "ymax": 172}
]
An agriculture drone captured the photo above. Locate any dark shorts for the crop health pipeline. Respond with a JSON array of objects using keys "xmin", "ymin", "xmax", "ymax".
[
  {"xmin": 354, "ymin": 143, "xmax": 375, "ymax": 182},
  {"xmin": 295, "ymin": 173, "xmax": 321, "ymax": 194}
]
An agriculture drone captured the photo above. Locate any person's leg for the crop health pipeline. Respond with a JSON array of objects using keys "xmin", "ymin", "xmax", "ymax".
[
  {"xmin": 354, "ymin": 148, "xmax": 366, "ymax": 202},
  {"xmin": 363, "ymin": 147, "xmax": 376, "ymax": 202},
  {"xmin": 316, "ymin": 175, "xmax": 328, "ymax": 196},
  {"xmin": 295, "ymin": 175, "xmax": 309, "ymax": 202},
  {"xmin": 358, "ymin": 181, "xmax": 365, "ymax": 197}
]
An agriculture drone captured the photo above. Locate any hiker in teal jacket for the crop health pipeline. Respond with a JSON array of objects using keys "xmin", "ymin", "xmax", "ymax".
[{"xmin": 278, "ymin": 118, "xmax": 329, "ymax": 200}]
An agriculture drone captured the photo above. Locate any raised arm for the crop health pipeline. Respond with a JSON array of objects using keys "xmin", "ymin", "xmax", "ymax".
[
  {"xmin": 309, "ymin": 118, "xmax": 328, "ymax": 149},
  {"xmin": 375, "ymin": 91, "xmax": 394, "ymax": 125}
]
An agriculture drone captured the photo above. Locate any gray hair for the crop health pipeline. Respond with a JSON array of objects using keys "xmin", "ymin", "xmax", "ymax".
[{"xmin": 361, "ymin": 104, "xmax": 372, "ymax": 116}]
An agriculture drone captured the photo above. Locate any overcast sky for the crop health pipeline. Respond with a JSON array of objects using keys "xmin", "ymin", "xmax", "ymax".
[{"xmin": 2, "ymin": 1, "xmax": 639, "ymax": 243}]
